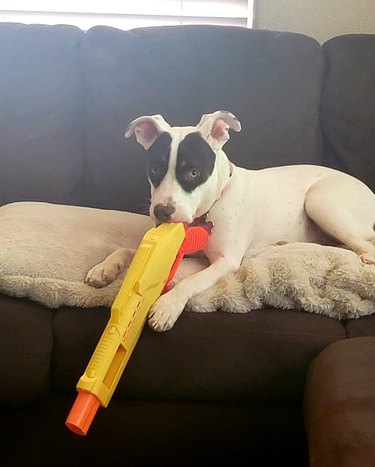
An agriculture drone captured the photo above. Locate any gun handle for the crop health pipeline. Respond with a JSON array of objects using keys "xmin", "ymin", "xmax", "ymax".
[{"xmin": 163, "ymin": 225, "xmax": 210, "ymax": 293}]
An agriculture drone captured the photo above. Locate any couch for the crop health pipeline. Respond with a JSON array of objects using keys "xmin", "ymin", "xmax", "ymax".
[{"xmin": 1, "ymin": 23, "xmax": 375, "ymax": 466}]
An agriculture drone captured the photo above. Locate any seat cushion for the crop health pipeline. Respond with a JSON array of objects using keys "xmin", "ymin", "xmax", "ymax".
[
  {"xmin": 0, "ymin": 296, "xmax": 52, "ymax": 406},
  {"xmin": 52, "ymin": 307, "xmax": 346, "ymax": 405}
]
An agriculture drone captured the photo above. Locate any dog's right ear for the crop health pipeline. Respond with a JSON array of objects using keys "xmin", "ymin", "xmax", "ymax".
[
  {"xmin": 197, "ymin": 111, "xmax": 241, "ymax": 150},
  {"xmin": 125, "ymin": 115, "xmax": 171, "ymax": 150}
]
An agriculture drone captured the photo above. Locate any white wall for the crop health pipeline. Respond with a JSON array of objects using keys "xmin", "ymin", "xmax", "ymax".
[{"xmin": 253, "ymin": 0, "xmax": 375, "ymax": 43}]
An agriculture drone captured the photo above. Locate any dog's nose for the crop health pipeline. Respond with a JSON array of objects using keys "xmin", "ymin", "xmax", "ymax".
[{"xmin": 153, "ymin": 203, "xmax": 176, "ymax": 223}]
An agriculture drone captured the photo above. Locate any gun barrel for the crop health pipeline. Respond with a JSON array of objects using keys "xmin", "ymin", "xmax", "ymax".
[{"xmin": 65, "ymin": 392, "xmax": 101, "ymax": 436}]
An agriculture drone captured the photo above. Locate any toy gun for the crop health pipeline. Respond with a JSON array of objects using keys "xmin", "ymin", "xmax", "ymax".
[{"xmin": 65, "ymin": 222, "xmax": 209, "ymax": 436}]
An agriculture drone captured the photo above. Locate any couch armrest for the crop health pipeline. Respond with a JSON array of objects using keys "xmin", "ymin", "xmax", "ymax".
[{"xmin": 304, "ymin": 336, "xmax": 375, "ymax": 467}]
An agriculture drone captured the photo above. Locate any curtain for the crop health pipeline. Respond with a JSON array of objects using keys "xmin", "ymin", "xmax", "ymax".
[{"xmin": 1, "ymin": 1, "xmax": 252, "ymax": 30}]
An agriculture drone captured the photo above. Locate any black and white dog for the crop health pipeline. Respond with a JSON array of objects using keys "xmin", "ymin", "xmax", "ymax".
[{"xmin": 86, "ymin": 111, "xmax": 375, "ymax": 331}]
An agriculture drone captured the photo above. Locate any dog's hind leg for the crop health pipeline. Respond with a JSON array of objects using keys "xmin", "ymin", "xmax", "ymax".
[
  {"xmin": 304, "ymin": 176, "xmax": 375, "ymax": 264},
  {"xmin": 85, "ymin": 248, "xmax": 136, "ymax": 288}
]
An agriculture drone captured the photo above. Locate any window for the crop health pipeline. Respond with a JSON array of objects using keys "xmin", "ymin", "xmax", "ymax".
[{"xmin": 0, "ymin": 1, "xmax": 253, "ymax": 30}]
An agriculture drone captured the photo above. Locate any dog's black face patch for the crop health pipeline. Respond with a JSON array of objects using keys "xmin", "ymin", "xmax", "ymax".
[
  {"xmin": 147, "ymin": 132, "xmax": 172, "ymax": 188},
  {"xmin": 176, "ymin": 132, "xmax": 215, "ymax": 193}
]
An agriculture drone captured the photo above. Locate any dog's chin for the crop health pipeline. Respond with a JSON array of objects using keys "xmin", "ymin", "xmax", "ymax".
[
  {"xmin": 151, "ymin": 214, "xmax": 195, "ymax": 226},
  {"xmin": 173, "ymin": 213, "xmax": 195, "ymax": 224}
]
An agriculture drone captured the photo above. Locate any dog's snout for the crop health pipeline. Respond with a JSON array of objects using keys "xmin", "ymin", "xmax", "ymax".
[{"xmin": 154, "ymin": 203, "xmax": 176, "ymax": 223}]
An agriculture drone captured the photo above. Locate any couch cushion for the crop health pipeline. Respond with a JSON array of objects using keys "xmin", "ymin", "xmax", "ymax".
[
  {"xmin": 0, "ymin": 296, "xmax": 53, "ymax": 406},
  {"xmin": 52, "ymin": 307, "xmax": 346, "ymax": 405},
  {"xmin": 81, "ymin": 25, "xmax": 325, "ymax": 212},
  {"xmin": 0, "ymin": 23, "xmax": 86, "ymax": 206},
  {"xmin": 1, "ymin": 395, "xmax": 309, "ymax": 465},
  {"xmin": 344, "ymin": 314, "xmax": 375, "ymax": 338},
  {"xmin": 321, "ymin": 34, "xmax": 375, "ymax": 192}
]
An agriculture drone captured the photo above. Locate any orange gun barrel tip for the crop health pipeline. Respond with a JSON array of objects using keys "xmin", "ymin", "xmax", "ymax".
[{"xmin": 65, "ymin": 392, "xmax": 101, "ymax": 436}]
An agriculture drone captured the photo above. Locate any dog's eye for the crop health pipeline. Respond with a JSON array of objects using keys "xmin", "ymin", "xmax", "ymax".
[
  {"xmin": 185, "ymin": 169, "xmax": 200, "ymax": 181},
  {"xmin": 151, "ymin": 166, "xmax": 161, "ymax": 175}
]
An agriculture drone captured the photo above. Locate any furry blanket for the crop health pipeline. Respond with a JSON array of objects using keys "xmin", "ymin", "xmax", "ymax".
[{"xmin": 0, "ymin": 202, "xmax": 374, "ymax": 320}]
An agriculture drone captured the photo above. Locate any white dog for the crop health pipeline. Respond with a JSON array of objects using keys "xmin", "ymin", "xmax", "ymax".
[{"xmin": 86, "ymin": 111, "xmax": 375, "ymax": 331}]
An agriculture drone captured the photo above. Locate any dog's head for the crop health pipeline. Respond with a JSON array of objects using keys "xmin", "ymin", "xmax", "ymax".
[{"xmin": 125, "ymin": 111, "xmax": 241, "ymax": 224}]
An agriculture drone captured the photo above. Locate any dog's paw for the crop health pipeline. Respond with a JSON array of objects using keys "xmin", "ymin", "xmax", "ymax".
[
  {"xmin": 85, "ymin": 262, "xmax": 119, "ymax": 288},
  {"xmin": 148, "ymin": 293, "xmax": 185, "ymax": 332},
  {"xmin": 85, "ymin": 248, "xmax": 134, "ymax": 288}
]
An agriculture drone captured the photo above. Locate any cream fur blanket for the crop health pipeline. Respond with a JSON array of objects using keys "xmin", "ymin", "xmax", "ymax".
[{"xmin": 1, "ymin": 202, "xmax": 374, "ymax": 320}]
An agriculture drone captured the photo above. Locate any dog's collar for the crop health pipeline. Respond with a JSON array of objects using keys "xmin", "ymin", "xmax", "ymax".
[{"xmin": 189, "ymin": 213, "xmax": 214, "ymax": 235}]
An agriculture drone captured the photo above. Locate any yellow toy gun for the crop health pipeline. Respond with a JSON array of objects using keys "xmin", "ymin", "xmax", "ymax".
[{"xmin": 65, "ymin": 222, "xmax": 210, "ymax": 436}]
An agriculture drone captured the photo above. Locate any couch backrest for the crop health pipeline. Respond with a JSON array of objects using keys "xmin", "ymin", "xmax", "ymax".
[
  {"xmin": 0, "ymin": 23, "xmax": 86, "ymax": 207},
  {"xmin": 321, "ymin": 34, "xmax": 375, "ymax": 192},
  {"xmin": 81, "ymin": 25, "xmax": 326, "ymax": 212},
  {"xmin": 0, "ymin": 24, "xmax": 326, "ymax": 212}
]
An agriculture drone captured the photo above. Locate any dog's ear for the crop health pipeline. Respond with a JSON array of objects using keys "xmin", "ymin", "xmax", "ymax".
[
  {"xmin": 125, "ymin": 115, "xmax": 171, "ymax": 150},
  {"xmin": 197, "ymin": 111, "xmax": 241, "ymax": 150}
]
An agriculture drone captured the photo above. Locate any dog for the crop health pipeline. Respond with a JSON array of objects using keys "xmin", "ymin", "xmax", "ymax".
[{"xmin": 86, "ymin": 110, "xmax": 375, "ymax": 332}]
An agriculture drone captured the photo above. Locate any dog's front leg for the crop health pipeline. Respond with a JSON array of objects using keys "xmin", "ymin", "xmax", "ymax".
[{"xmin": 149, "ymin": 255, "xmax": 240, "ymax": 332}]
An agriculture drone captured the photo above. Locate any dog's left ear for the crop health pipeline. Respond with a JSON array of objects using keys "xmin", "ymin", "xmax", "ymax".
[
  {"xmin": 125, "ymin": 115, "xmax": 171, "ymax": 150},
  {"xmin": 197, "ymin": 111, "xmax": 241, "ymax": 150}
]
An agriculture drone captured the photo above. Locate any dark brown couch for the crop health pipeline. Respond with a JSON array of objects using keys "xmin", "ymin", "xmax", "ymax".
[{"xmin": 1, "ymin": 23, "xmax": 375, "ymax": 466}]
